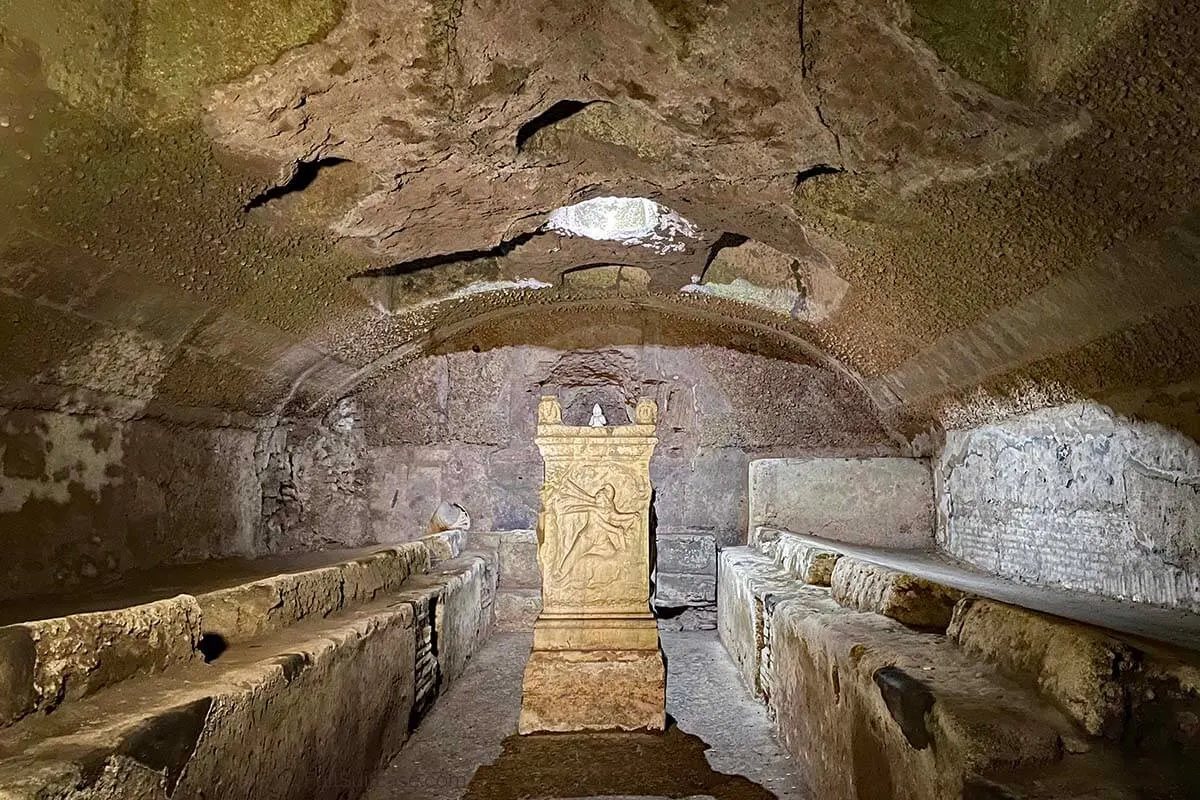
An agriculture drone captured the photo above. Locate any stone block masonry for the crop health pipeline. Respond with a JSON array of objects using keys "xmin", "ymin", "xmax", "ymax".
[
  {"xmin": 654, "ymin": 530, "xmax": 718, "ymax": 630},
  {"xmin": 938, "ymin": 402, "xmax": 1200, "ymax": 610},
  {"xmin": 748, "ymin": 457, "xmax": 934, "ymax": 549}
]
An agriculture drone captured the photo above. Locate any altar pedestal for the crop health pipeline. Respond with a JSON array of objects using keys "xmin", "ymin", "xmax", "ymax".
[{"xmin": 518, "ymin": 396, "xmax": 665, "ymax": 733}]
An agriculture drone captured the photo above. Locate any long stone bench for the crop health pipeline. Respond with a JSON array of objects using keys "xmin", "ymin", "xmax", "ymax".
[
  {"xmin": 720, "ymin": 535, "xmax": 1200, "ymax": 798},
  {"xmin": 0, "ymin": 532, "xmax": 497, "ymax": 799},
  {"xmin": 0, "ymin": 542, "xmax": 432, "ymax": 729}
]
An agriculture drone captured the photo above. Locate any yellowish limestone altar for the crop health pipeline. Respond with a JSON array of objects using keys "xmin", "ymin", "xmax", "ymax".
[{"xmin": 518, "ymin": 395, "xmax": 666, "ymax": 733}]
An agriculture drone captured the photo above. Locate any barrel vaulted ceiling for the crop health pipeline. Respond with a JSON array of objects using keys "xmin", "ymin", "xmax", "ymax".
[{"xmin": 1, "ymin": 0, "xmax": 1197, "ymax": 439}]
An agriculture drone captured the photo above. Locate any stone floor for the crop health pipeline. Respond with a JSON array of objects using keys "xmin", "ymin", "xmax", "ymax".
[{"xmin": 364, "ymin": 632, "xmax": 805, "ymax": 800}]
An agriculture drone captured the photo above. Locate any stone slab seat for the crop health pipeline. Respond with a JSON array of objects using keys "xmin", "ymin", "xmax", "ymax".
[
  {"xmin": 0, "ymin": 539, "xmax": 453, "ymax": 729},
  {"xmin": 948, "ymin": 596, "xmax": 1200, "ymax": 769},
  {"xmin": 0, "ymin": 550, "xmax": 496, "ymax": 800},
  {"xmin": 718, "ymin": 541, "xmax": 1180, "ymax": 798},
  {"xmin": 762, "ymin": 590, "xmax": 1176, "ymax": 799}
]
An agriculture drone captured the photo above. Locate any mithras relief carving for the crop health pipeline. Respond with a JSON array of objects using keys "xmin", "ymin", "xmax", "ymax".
[{"xmin": 540, "ymin": 465, "xmax": 647, "ymax": 596}]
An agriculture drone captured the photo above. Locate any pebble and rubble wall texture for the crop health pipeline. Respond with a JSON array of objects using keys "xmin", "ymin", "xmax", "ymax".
[
  {"xmin": 937, "ymin": 402, "xmax": 1200, "ymax": 611},
  {"xmin": 748, "ymin": 457, "xmax": 935, "ymax": 548},
  {"xmin": 258, "ymin": 397, "xmax": 373, "ymax": 552}
]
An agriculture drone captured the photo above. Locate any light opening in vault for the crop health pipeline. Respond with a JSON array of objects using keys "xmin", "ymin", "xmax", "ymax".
[{"xmin": 543, "ymin": 196, "xmax": 699, "ymax": 254}]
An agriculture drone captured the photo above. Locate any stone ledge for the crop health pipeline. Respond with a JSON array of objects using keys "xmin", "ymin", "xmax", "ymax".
[
  {"xmin": 0, "ymin": 551, "xmax": 497, "ymax": 800},
  {"xmin": 949, "ymin": 597, "xmax": 1200, "ymax": 748},
  {"xmin": 0, "ymin": 542, "xmax": 434, "ymax": 730},
  {"xmin": 196, "ymin": 542, "xmax": 430, "ymax": 644},
  {"xmin": 757, "ymin": 528, "xmax": 842, "ymax": 586},
  {"xmin": 419, "ymin": 530, "xmax": 466, "ymax": 563},
  {"xmin": 396, "ymin": 552, "xmax": 495, "ymax": 702},
  {"xmin": 0, "ymin": 595, "xmax": 203, "ymax": 729},
  {"xmin": 0, "ymin": 599, "xmax": 419, "ymax": 800},
  {"xmin": 830, "ymin": 557, "xmax": 963, "ymax": 631},
  {"xmin": 765, "ymin": 593, "xmax": 1087, "ymax": 799},
  {"xmin": 720, "ymin": 535, "xmax": 1198, "ymax": 798}
]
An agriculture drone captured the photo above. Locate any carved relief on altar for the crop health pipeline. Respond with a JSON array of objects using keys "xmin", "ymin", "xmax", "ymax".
[{"xmin": 537, "ymin": 461, "xmax": 650, "ymax": 605}]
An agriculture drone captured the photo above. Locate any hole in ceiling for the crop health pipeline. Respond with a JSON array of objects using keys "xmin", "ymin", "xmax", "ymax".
[
  {"xmin": 794, "ymin": 164, "xmax": 844, "ymax": 186},
  {"xmin": 543, "ymin": 196, "xmax": 700, "ymax": 254}
]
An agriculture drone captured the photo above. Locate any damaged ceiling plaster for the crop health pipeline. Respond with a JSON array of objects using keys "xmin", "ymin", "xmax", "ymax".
[{"xmin": 1, "ymin": 0, "xmax": 1198, "ymax": 441}]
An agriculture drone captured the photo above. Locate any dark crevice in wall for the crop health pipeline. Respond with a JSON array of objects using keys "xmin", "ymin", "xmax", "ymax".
[
  {"xmin": 515, "ymin": 99, "xmax": 604, "ymax": 152},
  {"xmin": 794, "ymin": 164, "xmax": 844, "ymax": 186},
  {"xmin": 700, "ymin": 232, "xmax": 751, "ymax": 278},
  {"xmin": 352, "ymin": 229, "xmax": 543, "ymax": 277},
  {"xmin": 244, "ymin": 157, "xmax": 351, "ymax": 211}
]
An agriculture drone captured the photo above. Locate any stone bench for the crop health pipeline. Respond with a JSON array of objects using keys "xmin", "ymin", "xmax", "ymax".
[
  {"xmin": 719, "ymin": 542, "xmax": 1193, "ymax": 798},
  {"xmin": 0, "ymin": 536, "xmax": 498, "ymax": 799},
  {"xmin": 755, "ymin": 527, "xmax": 842, "ymax": 586},
  {"xmin": 752, "ymin": 528, "xmax": 1200, "ymax": 763},
  {"xmin": 0, "ymin": 542, "xmax": 435, "ymax": 729},
  {"xmin": 830, "ymin": 557, "xmax": 964, "ymax": 632},
  {"xmin": 949, "ymin": 596, "xmax": 1200, "ymax": 758},
  {"xmin": 717, "ymin": 547, "xmax": 838, "ymax": 702}
]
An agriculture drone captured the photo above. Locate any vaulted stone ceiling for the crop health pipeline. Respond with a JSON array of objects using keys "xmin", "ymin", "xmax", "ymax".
[{"xmin": 1, "ymin": 0, "xmax": 1197, "ymax": 439}]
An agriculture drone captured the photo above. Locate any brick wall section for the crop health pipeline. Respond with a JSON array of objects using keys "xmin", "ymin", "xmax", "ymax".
[{"xmin": 937, "ymin": 403, "xmax": 1200, "ymax": 610}]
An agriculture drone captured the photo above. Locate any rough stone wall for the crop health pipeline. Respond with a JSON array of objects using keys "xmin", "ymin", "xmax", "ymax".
[
  {"xmin": 938, "ymin": 402, "xmax": 1200, "ymax": 610},
  {"xmin": 358, "ymin": 344, "xmax": 898, "ymax": 623},
  {"xmin": 258, "ymin": 397, "xmax": 371, "ymax": 552},
  {"xmin": 362, "ymin": 344, "xmax": 898, "ymax": 546},
  {"xmin": 748, "ymin": 457, "xmax": 935, "ymax": 548},
  {"xmin": 0, "ymin": 409, "xmax": 260, "ymax": 602}
]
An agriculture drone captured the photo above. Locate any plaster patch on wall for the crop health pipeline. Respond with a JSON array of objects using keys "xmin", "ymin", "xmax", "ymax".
[
  {"xmin": 938, "ymin": 402, "xmax": 1200, "ymax": 610},
  {"xmin": 48, "ymin": 328, "xmax": 168, "ymax": 401},
  {"xmin": 0, "ymin": 410, "xmax": 125, "ymax": 513}
]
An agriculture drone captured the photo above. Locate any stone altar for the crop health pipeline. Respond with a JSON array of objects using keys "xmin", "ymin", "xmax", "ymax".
[{"xmin": 518, "ymin": 395, "xmax": 666, "ymax": 733}]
